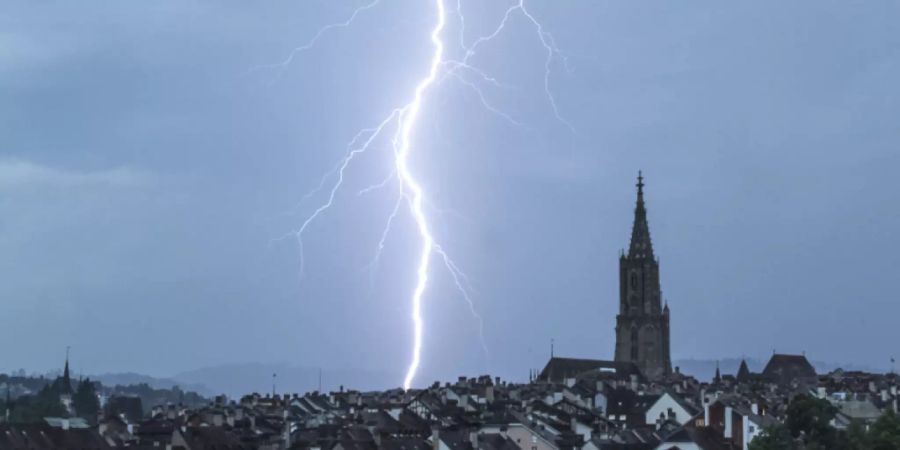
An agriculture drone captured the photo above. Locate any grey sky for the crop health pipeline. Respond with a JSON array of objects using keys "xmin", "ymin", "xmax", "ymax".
[{"xmin": 1, "ymin": 1, "xmax": 898, "ymax": 388}]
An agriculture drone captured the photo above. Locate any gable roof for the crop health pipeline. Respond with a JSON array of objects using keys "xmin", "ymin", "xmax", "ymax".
[{"xmin": 659, "ymin": 425, "xmax": 729, "ymax": 450}]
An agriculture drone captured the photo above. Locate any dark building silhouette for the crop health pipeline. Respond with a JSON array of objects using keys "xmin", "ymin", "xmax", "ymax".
[
  {"xmin": 761, "ymin": 353, "xmax": 817, "ymax": 386},
  {"xmin": 61, "ymin": 355, "xmax": 72, "ymax": 395},
  {"xmin": 736, "ymin": 359, "xmax": 752, "ymax": 383},
  {"xmin": 614, "ymin": 172, "xmax": 672, "ymax": 379},
  {"xmin": 537, "ymin": 357, "xmax": 643, "ymax": 383}
]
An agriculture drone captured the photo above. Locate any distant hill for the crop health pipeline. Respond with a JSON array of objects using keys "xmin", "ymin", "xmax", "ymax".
[
  {"xmin": 172, "ymin": 363, "xmax": 401, "ymax": 398},
  {"xmin": 92, "ymin": 372, "xmax": 212, "ymax": 396}
]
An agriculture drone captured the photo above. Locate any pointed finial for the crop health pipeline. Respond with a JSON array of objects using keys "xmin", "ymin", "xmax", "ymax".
[
  {"xmin": 550, "ymin": 338, "xmax": 554, "ymax": 358},
  {"xmin": 637, "ymin": 171, "xmax": 644, "ymax": 196}
]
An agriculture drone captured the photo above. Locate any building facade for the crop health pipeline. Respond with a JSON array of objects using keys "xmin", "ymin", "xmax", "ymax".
[{"xmin": 614, "ymin": 173, "xmax": 672, "ymax": 379}]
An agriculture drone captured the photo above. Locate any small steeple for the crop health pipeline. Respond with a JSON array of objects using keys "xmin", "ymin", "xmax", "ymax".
[
  {"xmin": 628, "ymin": 171, "xmax": 655, "ymax": 259},
  {"xmin": 62, "ymin": 346, "xmax": 72, "ymax": 395},
  {"xmin": 737, "ymin": 359, "xmax": 751, "ymax": 382},
  {"xmin": 714, "ymin": 361, "xmax": 722, "ymax": 383}
]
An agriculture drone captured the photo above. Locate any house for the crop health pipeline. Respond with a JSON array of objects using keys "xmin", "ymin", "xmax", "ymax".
[
  {"xmin": 653, "ymin": 424, "xmax": 731, "ymax": 450},
  {"xmin": 0, "ymin": 424, "xmax": 111, "ymax": 450},
  {"xmin": 705, "ymin": 398, "xmax": 777, "ymax": 450},
  {"xmin": 641, "ymin": 391, "xmax": 700, "ymax": 427}
]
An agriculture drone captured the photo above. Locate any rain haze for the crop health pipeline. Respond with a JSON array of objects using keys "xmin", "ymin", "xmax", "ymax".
[{"xmin": 1, "ymin": 1, "xmax": 899, "ymax": 392}]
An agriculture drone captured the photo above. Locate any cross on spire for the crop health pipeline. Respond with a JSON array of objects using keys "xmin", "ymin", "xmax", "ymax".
[{"xmin": 628, "ymin": 171, "xmax": 654, "ymax": 259}]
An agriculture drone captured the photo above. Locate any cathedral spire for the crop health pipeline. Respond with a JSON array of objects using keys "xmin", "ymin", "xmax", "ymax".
[{"xmin": 628, "ymin": 171, "xmax": 654, "ymax": 259}]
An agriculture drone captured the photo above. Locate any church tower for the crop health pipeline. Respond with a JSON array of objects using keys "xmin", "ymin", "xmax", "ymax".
[{"xmin": 614, "ymin": 172, "xmax": 671, "ymax": 379}]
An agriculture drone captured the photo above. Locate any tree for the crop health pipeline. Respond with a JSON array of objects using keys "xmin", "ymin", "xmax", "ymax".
[
  {"xmin": 785, "ymin": 395, "xmax": 840, "ymax": 449},
  {"xmin": 72, "ymin": 378, "xmax": 100, "ymax": 423},
  {"xmin": 8, "ymin": 384, "xmax": 66, "ymax": 423},
  {"xmin": 866, "ymin": 410, "xmax": 900, "ymax": 450},
  {"xmin": 845, "ymin": 420, "xmax": 869, "ymax": 450},
  {"xmin": 749, "ymin": 423, "xmax": 795, "ymax": 450}
]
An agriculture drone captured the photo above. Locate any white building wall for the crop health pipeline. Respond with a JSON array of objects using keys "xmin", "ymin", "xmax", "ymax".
[{"xmin": 644, "ymin": 393, "xmax": 692, "ymax": 426}]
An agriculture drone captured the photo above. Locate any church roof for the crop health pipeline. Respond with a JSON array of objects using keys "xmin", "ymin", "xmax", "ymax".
[
  {"xmin": 627, "ymin": 172, "xmax": 654, "ymax": 260},
  {"xmin": 538, "ymin": 357, "xmax": 642, "ymax": 383},
  {"xmin": 762, "ymin": 354, "xmax": 817, "ymax": 385}
]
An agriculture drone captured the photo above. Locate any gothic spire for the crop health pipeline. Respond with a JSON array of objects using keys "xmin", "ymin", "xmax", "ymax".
[{"xmin": 628, "ymin": 171, "xmax": 654, "ymax": 259}]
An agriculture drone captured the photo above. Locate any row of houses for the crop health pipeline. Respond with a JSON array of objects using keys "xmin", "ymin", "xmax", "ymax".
[{"xmin": 1, "ymin": 353, "xmax": 898, "ymax": 450}]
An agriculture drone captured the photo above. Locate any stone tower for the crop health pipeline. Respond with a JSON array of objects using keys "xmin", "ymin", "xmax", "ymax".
[{"xmin": 614, "ymin": 172, "xmax": 672, "ymax": 379}]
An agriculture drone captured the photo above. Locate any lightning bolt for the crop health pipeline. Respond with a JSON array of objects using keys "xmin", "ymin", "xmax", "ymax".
[
  {"xmin": 394, "ymin": 0, "xmax": 445, "ymax": 390},
  {"xmin": 266, "ymin": 0, "xmax": 571, "ymax": 390}
]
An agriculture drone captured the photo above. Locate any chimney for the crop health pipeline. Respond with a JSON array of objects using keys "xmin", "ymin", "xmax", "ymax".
[
  {"xmin": 431, "ymin": 427, "xmax": 440, "ymax": 450},
  {"xmin": 469, "ymin": 430, "xmax": 478, "ymax": 448},
  {"xmin": 883, "ymin": 389, "xmax": 890, "ymax": 403},
  {"xmin": 630, "ymin": 374, "xmax": 638, "ymax": 391},
  {"xmin": 704, "ymin": 403, "xmax": 710, "ymax": 426},
  {"xmin": 495, "ymin": 377, "xmax": 500, "ymax": 386},
  {"xmin": 751, "ymin": 403, "xmax": 759, "ymax": 415},
  {"xmin": 724, "ymin": 406, "xmax": 733, "ymax": 439}
]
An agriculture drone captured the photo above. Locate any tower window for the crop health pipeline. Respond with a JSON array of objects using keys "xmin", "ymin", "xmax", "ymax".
[{"xmin": 630, "ymin": 273, "xmax": 638, "ymax": 289}]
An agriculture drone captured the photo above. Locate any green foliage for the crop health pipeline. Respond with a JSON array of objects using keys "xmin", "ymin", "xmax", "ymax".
[
  {"xmin": 866, "ymin": 410, "xmax": 900, "ymax": 450},
  {"xmin": 750, "ymin": 395, "xmax": 900, "ymax": 450},
  {"xmin": 749, "ymin": 423, "xmax": 794, "ymax": 450},
  {"xmin": 784, "ymin": 394, "xmax": 841, "ymax": 449},
  {"xmin": 845, "ymin": 420, "xmax": 869, "ymax": 450},
  {"xmin": 114, "ymin": 383, "xmax": 206, "ymax": 415},
  {"xmin": 73, "ymin": 378, "xmax": 100, "ymax": 423},
  {"xmin": 7, "ymin": 384, "xmax": 67, "ymax": 423}
]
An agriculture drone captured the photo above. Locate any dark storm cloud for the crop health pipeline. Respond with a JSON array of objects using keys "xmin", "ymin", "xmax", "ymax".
[{"xmin": 1, "ymin": 1, "xmax": 898, "ymax": 384}]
